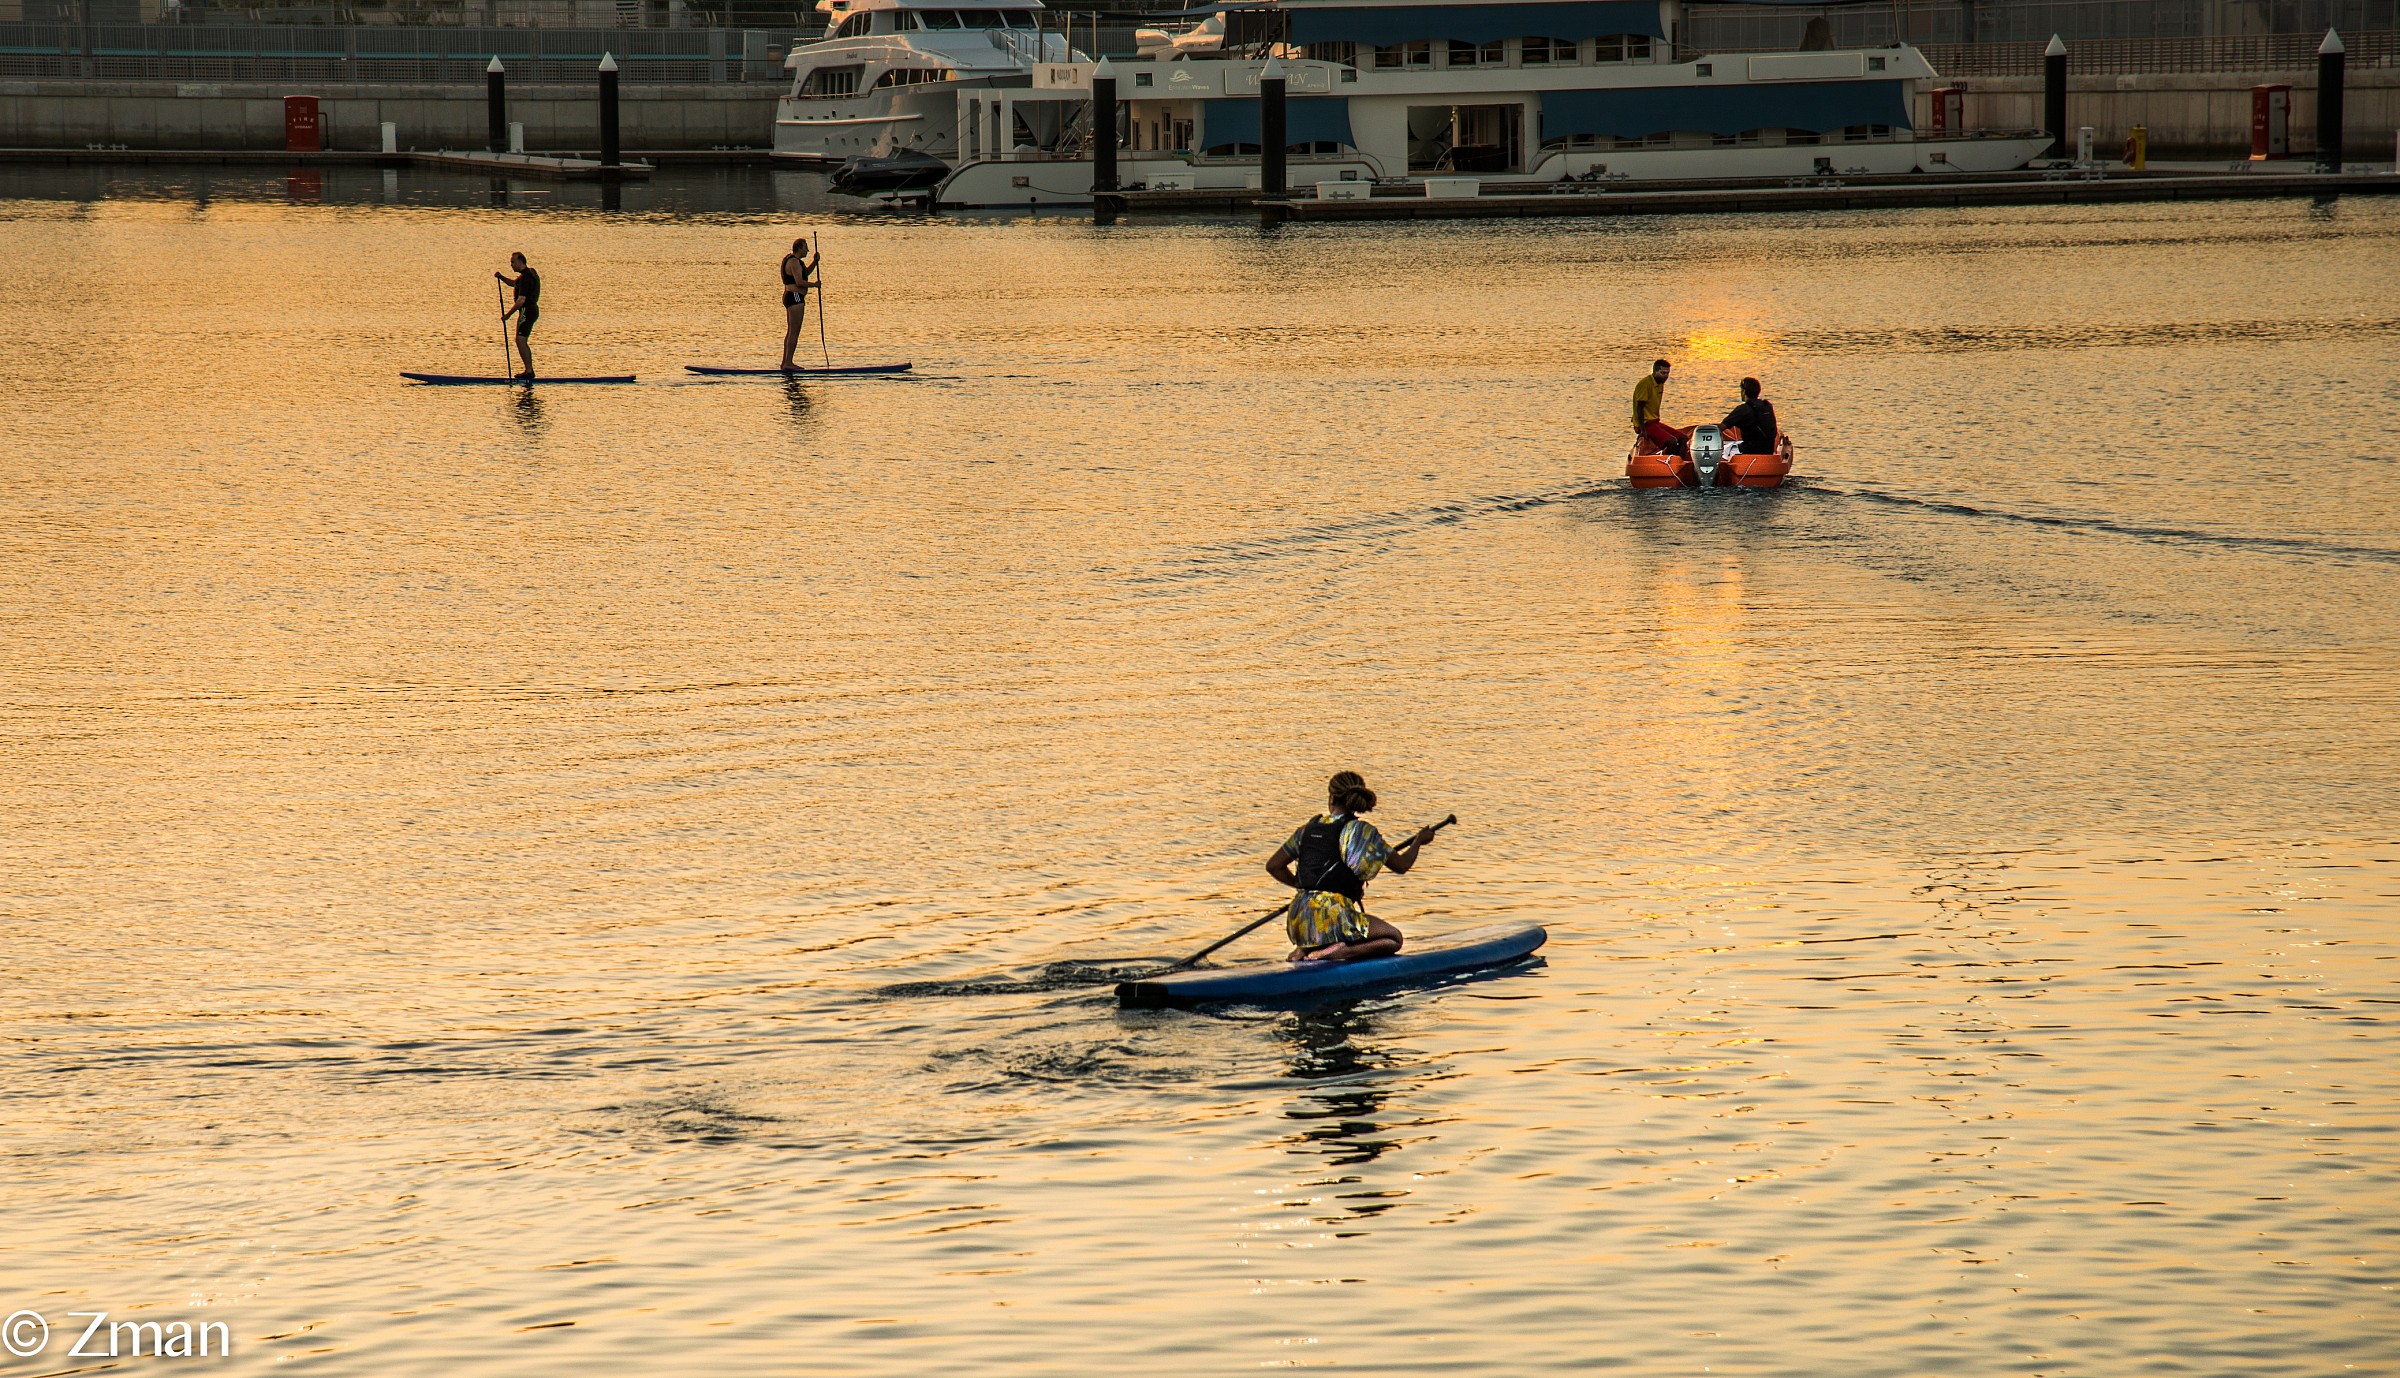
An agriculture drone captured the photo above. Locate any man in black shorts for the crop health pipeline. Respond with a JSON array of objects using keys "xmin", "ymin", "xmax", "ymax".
[{"xmin": 495, "ymin": 252, "xmax": 540, "ymax": 379}]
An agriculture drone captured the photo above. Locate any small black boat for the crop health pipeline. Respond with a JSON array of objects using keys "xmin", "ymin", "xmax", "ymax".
[{"xmin": 829, "ymin": 151, "xmax": 950, "ymax": 193}]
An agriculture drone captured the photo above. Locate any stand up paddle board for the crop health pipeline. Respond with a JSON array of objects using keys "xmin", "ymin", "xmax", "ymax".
[
  {"xmin": 1116, "ymin": 922, "xmax": 1546, "ymax": 1009},
  {"xmin": 684, "ymin": 363, "xmax": 912, "ymax": 377},
  {"xmin": 401, "ymin": 372, "xmax": 636, "ymax": 386}
]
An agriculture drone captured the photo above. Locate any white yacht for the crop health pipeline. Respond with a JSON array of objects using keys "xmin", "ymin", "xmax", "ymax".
[
  {"xmin": 925, "ymin": 0, "xmax": 2052, "ymax": 206},
  {"xmin": 773, "ymin": 0, "xmax": 1082, "ymax": 167}
]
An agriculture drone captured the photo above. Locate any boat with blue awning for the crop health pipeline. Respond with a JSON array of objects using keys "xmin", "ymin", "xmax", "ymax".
[{"xmin": 920, "ymin": 0, "xmax": 2049, "ymax": 206}]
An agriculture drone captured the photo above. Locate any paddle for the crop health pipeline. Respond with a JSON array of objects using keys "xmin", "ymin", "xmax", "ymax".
[
  {"xmin": 495, "ymin": 277, "xmax": 511, "ymax": 380},
  {"xmin": 1139, "ymin": 814, "xmax": 1460, "ymax": 977},
  {"xmin": 812, "ymin": 231, "xmax": 830, "ymax": 369}
]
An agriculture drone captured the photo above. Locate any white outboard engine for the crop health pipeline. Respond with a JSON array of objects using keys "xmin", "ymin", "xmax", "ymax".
[{"xmin": 1690, "ymin": 424, "xmax": 1725, "ymax": 485}]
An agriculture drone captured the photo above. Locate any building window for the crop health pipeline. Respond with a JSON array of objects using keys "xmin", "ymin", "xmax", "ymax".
[
  {"xmin": 1519, "ymin": 36, "xmax": 1575, "ymax": 65},
  {"xmin": 1593, "ymin": 34, "xmax": 1653, "ymax": 63},
  {"xmin": 1375, "ymin": 40, "xmax": 1433, "ymax": 68},
  {"xmin": 1447, "ymin": 39, "xmax": 1504, "ymax": 67}
]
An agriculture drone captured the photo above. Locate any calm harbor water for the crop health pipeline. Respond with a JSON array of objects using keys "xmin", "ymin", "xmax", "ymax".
[{"xmin": 3, "ymin": 165, "xmax": 2397, "ymax": 1375}]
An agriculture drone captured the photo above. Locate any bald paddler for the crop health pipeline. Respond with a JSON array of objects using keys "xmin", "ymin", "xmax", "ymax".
[
  {"xmin": 494, "ymin": 252, "xmax": 539, "ymax": 380},
  {"xmin": 779, "ymin": 236, "xmax": 819, "ymax": 372}
]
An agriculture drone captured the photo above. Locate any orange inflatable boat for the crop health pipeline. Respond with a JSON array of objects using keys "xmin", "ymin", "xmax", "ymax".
[{"xmin": 1627, "ymin": 423, "xmax": 1793, "ymax": 489}]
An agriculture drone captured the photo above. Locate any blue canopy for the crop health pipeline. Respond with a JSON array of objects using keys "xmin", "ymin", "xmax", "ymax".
[
  {"xmin": 1540, "ymin": 79, "xmax": 1910, "ymax": 140},
  {"xmin": 1200, "ymin": 96, "xmax": 1357, "ymax": 148},
  {"xmin": 1285, "ymin": 2, "xmax": 1665, "ymax": 45}
]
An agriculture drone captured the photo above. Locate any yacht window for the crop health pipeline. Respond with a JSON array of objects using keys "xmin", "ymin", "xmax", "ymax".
[
  {"xmin": 1374, "ymin": 40, "xmax": 1432, "ymax": 68},
  {"xmin": 893, "ymin": 10, "xmax": 921, "ymax": 29},
  {"xmin": 832, "ymin": 12, "xmax": 870, "ymax": 38},
  {"xmin": 916, "ymin": 9, "xmax": 959, "ymax": 27},
  {"xmin": 1867, "ymin": 55, "xmax": 1886, "ymax": 71},
  {"xmin": 801, "ymin": 64, "xmax": 864, "ymax": 96},
  {"xmin": 873, "ymin": 66, "xmax": 953, "ymax": 87},
  {"xmin": 1593, "ymin": 34, "xmax": 1652, "ymax": 62},
  {"xmin": 1519, "ymin": 36, "xmax": 1574, "ymax": 65},
  {"xmin": 1447, "ymin": 39, "xmax": 1503, "ymax": 67},
  {"xmin": 1301, "ymin": 41, "xmax": 1356, "ymax": 67}
]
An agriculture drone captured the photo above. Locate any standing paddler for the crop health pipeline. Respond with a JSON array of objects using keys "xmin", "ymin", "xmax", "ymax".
[
  {"xmin": 779, "ymin": 236, "xmax": 819, "ymax": 372},
  {"xmin": 494, "ymin": 252, "xmax": 540, "ymax": 380},
  {"xmin": 1266, "ymin": 771, "xmax": 1442, "ymax": 962}
]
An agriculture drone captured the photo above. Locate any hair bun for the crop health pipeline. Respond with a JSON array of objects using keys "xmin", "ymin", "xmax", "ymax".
[{"xmin": 1327, "ymin": 771, "xmax": 1376, "ymax": 814}]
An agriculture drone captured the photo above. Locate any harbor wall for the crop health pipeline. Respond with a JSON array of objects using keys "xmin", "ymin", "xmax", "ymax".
[
  {"xmin": 1920, "ymin": 68, "xmax": 2400, "ymax": 157},
  {"xmin": 0, "ymin": 77, "xmax": 780, "ymax": 150},
  {"xmin": 3, "ymin": 70, "xmax": 2394, "ymax": 158}
]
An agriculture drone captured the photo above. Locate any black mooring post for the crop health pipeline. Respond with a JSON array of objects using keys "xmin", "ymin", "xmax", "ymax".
[
  {"xmin": 1092, "ymin": 57, "xmax": 1118, "ymax": 194},
  {"xmin": 2316, "ymin": 29, "xmax": 2346, "ymax": 173},
  {"xmin": 598, "ymin": 51, "xmax": 621, "ymax": 171},
  {"xmin": 1260, "ymin": 58, "xmax": 1287, "ymax": 200},
  {"xmin": 2042, "ymin": 34, "xmax": 2067, "ymax": 162},
  {"xmin": 486, "ymin": 57, "xmax": 507, "ymax": 153}
]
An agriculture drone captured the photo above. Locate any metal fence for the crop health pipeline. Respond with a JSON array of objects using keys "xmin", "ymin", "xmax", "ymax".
[
  {"xmin": 22, "ymin": 1, "xmax": 815, "ymax": 26},
  {"xmin": 1917, "ymin": 28, "xmax": 2400, "ymax": 74},
  {"xmin": 0, "ymin": 19, "xmax": 802, "ymax": 79},
  {"xmin": 1688, "ymin": 0, "xmax": 2400, "ymax": 49}
]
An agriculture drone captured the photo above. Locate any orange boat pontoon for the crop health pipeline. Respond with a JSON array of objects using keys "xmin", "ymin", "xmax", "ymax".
[{"xmin": 1627, "ymin": 423, "xmax": 1793, "ymax": 489}]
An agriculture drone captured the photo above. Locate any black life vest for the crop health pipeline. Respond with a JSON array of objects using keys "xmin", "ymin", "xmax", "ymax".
[{"xmin": 1294, "ymin": 815, "xmax": 1365, "ymax": 902}]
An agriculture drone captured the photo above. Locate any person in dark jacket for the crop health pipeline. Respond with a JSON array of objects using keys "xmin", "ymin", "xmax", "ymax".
[
  {"xmin": 1721, "ymin": 376, "xmax": 1780, "ymax": 454},
  {"xmin": 1265, "ymin": 771, "xmax": 1439, "ymax": 962}
]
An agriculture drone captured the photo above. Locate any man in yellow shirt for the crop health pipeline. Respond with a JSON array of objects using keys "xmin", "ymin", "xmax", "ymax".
[{"xmin": 1631, "ymin": 357, "xmax": 1691, "ymax": 458}]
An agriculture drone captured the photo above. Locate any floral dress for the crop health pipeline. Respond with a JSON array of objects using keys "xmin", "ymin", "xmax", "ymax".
[{"xmin": 1282, "ymin": 813, "xmax": 1392, "ymax": 948}]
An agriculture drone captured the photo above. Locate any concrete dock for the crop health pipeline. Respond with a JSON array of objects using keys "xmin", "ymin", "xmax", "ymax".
[
  {"xmin": 1195, "ymin": 165, "xmax": 2400, "ymax": 222},
  {"xmin": 407, "ymin": 149, "xmax": 653, "ymax": 179},
  {"xmin": 0, "ymin": 147, "xmax": 762, "ymax": 172}
]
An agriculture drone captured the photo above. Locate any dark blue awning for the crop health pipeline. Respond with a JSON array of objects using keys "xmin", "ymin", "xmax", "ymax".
[
  {"xmin": 1200, "ymin": 96, "xmax": 1356, "ymax": 148},
  {"xmin": 1286, "ymin": 2, "xmax": 1665, "ymax": 45},
  {"xmin": 1540, "ymin": 79, "xmax": 1910, "ymax": 139}
]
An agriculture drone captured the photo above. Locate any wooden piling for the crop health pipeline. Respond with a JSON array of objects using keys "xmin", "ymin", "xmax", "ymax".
[
  {"xmin": 1092, "ymin": 57, "xmax": 1117, "ymax": 195},
  {"xmin": 1261, "ymin": 58, "xmax": 1287, "ymax": 200},
  {"xmin": 598, "ymin": 52, "xmax": 621, "ymax": 172},
  {"xmin": 485, "ymin": 57, "xmax": 506, "ymax": 155},
  {"xmin": 2317, "ymin": 29, "xmax": 2346, "ymax": 173},
  {"xmin": 2043, "ymin": 35, "xmax": 2067, "ymax": 162}
]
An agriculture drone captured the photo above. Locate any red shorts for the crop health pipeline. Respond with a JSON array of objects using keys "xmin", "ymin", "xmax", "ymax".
[{"xmin": 1640, "ymin": 420, "xmax": 1688, "ymax": 454}]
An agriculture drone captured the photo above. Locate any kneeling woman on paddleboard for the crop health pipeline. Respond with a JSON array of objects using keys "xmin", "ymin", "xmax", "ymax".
[{"xmin": 1267, "ymin": 771, "xmax": 1438, "ymax": 962}]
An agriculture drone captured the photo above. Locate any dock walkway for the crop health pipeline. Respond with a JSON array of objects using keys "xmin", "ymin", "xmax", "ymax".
[{"xmin": 1094, "ymin": 164, "xmax": 2400, "ymax": 221}]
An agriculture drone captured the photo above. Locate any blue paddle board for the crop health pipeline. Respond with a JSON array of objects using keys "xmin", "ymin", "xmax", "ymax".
[
  {"xmin": 684, "ymin": 363, "xmax": 912, "ymax": 377},
  {"xmin": 401, "ymin": 372, "xmax": 636, "ymax": 385},
  {"xmin": 1116, "ymin": 922, "xmax": 1547, "ymax": 1009}
]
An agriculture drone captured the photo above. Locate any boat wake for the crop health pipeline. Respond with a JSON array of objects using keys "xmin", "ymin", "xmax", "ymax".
[
  {"xmin": 1816, "ymin": 483, "xmax": 2400, "ymax": 566},
  {"xmin": 874, "ymin": 958, "xmax": 1180, "ymax": 1000}
]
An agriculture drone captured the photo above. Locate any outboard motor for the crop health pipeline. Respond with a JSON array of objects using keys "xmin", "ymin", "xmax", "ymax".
[{"xmin": 1690, "ymin": 424, "xmax": 1725, "ymax": 485}]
